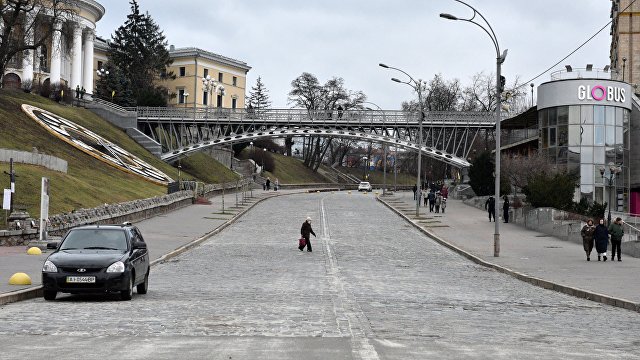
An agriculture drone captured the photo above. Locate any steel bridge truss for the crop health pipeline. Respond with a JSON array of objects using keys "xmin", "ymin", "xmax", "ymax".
[{"xmin": 136, "ymin": 108, "xmax": 495, "ymax": 168}]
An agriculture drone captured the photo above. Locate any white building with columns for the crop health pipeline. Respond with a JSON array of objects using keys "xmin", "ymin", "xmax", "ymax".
[{"xmin": 2, "ymin": 0, "xmax": 105, "ymax": 94}]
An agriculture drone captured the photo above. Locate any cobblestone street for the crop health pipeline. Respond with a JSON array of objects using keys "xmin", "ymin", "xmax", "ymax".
[{"xmin": 1, "ymin": 192, "xmax": 640, "ymax": 359}]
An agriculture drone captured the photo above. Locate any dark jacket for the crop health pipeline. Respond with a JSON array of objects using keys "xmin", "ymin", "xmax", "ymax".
[
  {"xmin": 594, "ymin": 224, "xmax": 609, "ymax": 253},
  {"xmin": 608, "ymin": 222, "xmax": 624, "ymax": 242},
  {"xmin": 503, "ymin": 197, "xmax": 510, "ymax": 211},
  {"xmin": 301, "ymin": 221, "xmax": 316, "ymax": 239},
  {"xmin": 485, "ymin": 197, "xmax": 495, "ymax": 212},
  {"xmin": 580, "ymin": 224, "xmax": 595, "ymax": 242}
]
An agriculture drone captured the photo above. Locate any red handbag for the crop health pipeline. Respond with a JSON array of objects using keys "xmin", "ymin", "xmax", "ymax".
[{"xmin": 298, "ymin": 238, "xmax": 306, "ymax": 247}]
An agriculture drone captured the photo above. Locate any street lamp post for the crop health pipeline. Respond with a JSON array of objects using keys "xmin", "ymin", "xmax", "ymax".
[
  {"xmin": 184, "ymin": 92, "xmax": 189, "ymax": 108},
  {"xmin": 530, "ymin": 83, "xmax": 534, "ymax": 107},
  {"xmin": 364, "ymin": 102, "xmax": 389, "ymax": 195},
  {"xmin": 262, "ymin": 148, "xmax": 266, "ymax": 175},
  {"xmin": 96, "ymin": 68, "xmax": 109, "ymax": 100},
  {"xmin": 362, "ymin": 156, "xmax": 368, "ymax": 180},
  {"xmin": 379, "ymin": 63, "xmax": 424, "ymax": 217},
  {"xmin": 600, "ymin": 163, "xmax": 622, "ymax": 226},
  {"xmin": 441, "ymin": 0, "xmax": 507, "ymax": 257},
  {"xmin": 202, "ymin": 75, "xmax": 225, "ymax": 119}
]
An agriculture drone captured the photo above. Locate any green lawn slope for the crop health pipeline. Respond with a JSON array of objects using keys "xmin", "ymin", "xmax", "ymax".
[{"xmin": 0, "ymin": 89, "xmax": 235, "ymax": 217}]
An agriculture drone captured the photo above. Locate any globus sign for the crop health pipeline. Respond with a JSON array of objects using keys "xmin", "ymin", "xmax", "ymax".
[{"xmin": 578, "ymin": 84, "xmax": 626, "ymax": 103}]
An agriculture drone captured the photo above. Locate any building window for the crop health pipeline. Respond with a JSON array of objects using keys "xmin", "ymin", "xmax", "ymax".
[
  {"xmin": 179, "ymin": 67, "xmax": 186, "ymax": 77},
  {"xmin": 232, "ymin": 98, "xmax": 237, "ymax": 109},
  {"xmin": 232, "ymin": 76, "xmax": 237, "ymax": 86},
  {"xmin": 217, "ymin": 94, "xmax": 223, "ymax": 107},
  {"xmin": 203, "ymin": 91, "xmax": 208, "ymax": 105},
  {"xmin": 218, "ymin": 72, "xmax": 223, "ymax": 82},
  {"xmin": 204, "ymin": 68, "xmax": 208, "ymax": 78},
  {"xmin": 178, "ymin": 89, "xmax": 186, "ymax": 104}
]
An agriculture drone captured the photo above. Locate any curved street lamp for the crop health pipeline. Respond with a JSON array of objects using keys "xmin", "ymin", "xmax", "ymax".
[
  {"xmin": 600, "ymin": 162, "xmax": 622, "ymax": 226},
  {"xmin": 202, "ymin": 75, "xmax": 225, "ymax": 119},
  {"xmin": 379, "ymin": 63, "xmax": 424, "ymax": 217},
  {"xmin": 441, "ymin": 0, "xmax": 507, "ymax": 257}
]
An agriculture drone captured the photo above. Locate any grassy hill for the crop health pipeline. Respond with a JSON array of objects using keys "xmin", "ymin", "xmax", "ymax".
[
  {"xmin": 239, "ymin": 149, "xmax": 330, "ymax": 184},
  {"xmin": 0, "ymin": 89, "xmax": 236, "ymax": 217}
]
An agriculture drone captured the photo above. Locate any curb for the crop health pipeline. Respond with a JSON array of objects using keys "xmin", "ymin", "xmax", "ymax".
[
  {"xmin": 377, "ymin": 196, "xmax": 640, "ymax": 313},
  {"xmin": 0, "ymin": 190, "xmax": 311, "ymax": 307}
]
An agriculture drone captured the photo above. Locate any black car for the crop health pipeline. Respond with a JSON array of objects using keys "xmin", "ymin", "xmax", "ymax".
[{"xmin": 42, "ymin": 223, "xmax": 150, "ymax": 301}]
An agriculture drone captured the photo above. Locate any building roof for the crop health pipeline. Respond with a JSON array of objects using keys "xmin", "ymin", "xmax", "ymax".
[
  {"xmin": 169, "ymin": 46, "xmax": 251, "ymax": 72},
  {"xmin": 502, "ymin": 106, "xmax": 538, "ymax": 129}
]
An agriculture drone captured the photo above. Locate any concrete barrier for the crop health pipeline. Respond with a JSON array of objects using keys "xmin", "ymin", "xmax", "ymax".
[{"xmin": 0, "ymin": 148, "xmax": 67, "ymax": 173}]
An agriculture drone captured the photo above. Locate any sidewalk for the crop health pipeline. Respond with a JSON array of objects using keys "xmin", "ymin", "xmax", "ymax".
[
  {"xmin": 0, "ymin": 187, "xmax": 303, "ymax": 304},
  {"xmin": 379, "ymin": 191, "xmax": 640, "ymax": 311}
]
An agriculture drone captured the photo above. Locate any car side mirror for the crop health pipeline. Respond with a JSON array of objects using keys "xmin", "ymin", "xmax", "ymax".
[
  {"xmin": 133, "ymin": 241, "xmax": 147, "ymax": 250},
  {"xmin": 46, "ymin": 241, "xmax": 59, "ymax": 250}
]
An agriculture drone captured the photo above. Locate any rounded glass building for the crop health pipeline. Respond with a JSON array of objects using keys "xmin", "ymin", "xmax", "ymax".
[{"xmin": 537, "ymin": 69, "xmax": 631, "ymax": 212}]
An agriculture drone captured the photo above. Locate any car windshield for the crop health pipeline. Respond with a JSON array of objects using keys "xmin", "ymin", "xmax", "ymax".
[
  {"xmin": 60, "ymin": 229, "xmax": 128, "ymax": 251},
  {"xmin": 360, "ymin": 182, "xmax": 370, "ymax": 186}
]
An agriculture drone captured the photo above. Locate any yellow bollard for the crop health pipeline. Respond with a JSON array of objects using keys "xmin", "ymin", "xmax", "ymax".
[
  {"xmin": 27, "ymin": 247, "xmax": 42, "ymax": 255},
  {"xmin": 348, "ymin": 191, "xmax": 352, "ymax": 194},
  {"xmin": 9, "ymin": 272, "xmax": 32, "ymax": 285}
]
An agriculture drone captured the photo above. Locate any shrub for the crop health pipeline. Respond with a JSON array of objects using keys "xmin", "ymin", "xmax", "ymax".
[{"xmin": 522, "ymin": 171, "xmax": 578, "ymax": 210}]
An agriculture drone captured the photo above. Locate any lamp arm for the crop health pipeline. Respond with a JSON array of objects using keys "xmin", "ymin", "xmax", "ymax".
[
  {"xmin": 387, "ymin": 65, "xmax": 419, "ymax": 87},
  {"xmin": 449, "ymin": 0, "xmax": 501, "ymax": 57}
]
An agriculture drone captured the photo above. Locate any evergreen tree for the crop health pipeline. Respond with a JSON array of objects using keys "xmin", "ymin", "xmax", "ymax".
[
  {"xmin": 107, "ymin": 0, "xmax": 174, "ymax": 106},
  {"xmin": 94, "ymin": 63, "xmax": 135, "ymax": 107},
  {"xmin": 246, "ymin": 76, "xmax": 272, "ymax": 110},
  {"xmin": 468, "ymin": 151, "xmax": 494, "ymax": 196}
]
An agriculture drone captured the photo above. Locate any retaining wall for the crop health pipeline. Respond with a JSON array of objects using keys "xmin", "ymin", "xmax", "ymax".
[{"xmin": 464, "ymin": 196, "xmax": 640, "ymax": 258}]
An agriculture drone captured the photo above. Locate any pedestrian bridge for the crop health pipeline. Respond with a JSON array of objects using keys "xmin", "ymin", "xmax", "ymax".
[{"xmin": 130, "ymin": 106, "xmax": 496, "ymax": 168}]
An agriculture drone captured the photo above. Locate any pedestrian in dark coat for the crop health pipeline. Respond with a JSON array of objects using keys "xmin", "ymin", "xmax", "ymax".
[
  {"xmin": 503, "ymin": 195, "xmax": 510, "ymax": 223},
  {"xmin": 299, "ymin": 217, "xmax": 316, "ymax": 252},
  {"xmin": 265, "ymin": 177, "xmax": 271, "ymax": 190},
  {"xmin": 412, "ymin": 184, "xmax": 417, "ymax": 200},
  {"xmin": 608, "ymin": 217, "xmax": 624, "ymax": 261},
  {"xmin": 594, "ymin": 219, "xmax": 609, "ymax": 261},
  {"xmin": 580, "ymin": 219, "xmax": 595, "ymax": 261},
  {"xmin": 428, "ymin": 191, "xmax": 436, "ymax": 212},
  {"xmin": 485, "ymin": 196, "xmax": 496, "ymax": 222}
]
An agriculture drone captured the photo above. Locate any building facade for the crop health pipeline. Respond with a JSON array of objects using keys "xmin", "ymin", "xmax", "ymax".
[
  {"xmin": 165, "ymin": 46, "xmax": 251, "ymax": 109},
  {"xmin": 3, "ymin": 1, "xmax": 251, "ymax": 110},
  {"xmin": 611, "ymin": 0, "xmax": 640, "ymax": 86},
  {"xmin": 2, "ymin": 0, "xmax": 105, "ymax": 93}
]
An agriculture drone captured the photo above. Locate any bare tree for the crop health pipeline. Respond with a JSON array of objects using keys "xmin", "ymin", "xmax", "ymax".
[
  {"xmin": 0, "ymin": 0, "xmax": 77, "ymax": 87},
  {"xmin": 289, "ymin": 72, "xmax": 367, "ymax": 172},
  {"xmin": 401, "ymin": 73, "xmax": 462, "ymax": 112},
  {"xmin": 501, "ymin": 152, "xmax": 556, "ymax": 193},
  {"xmin": 461, "ymin": 71, "xmax": 526, "ymax": 112}
]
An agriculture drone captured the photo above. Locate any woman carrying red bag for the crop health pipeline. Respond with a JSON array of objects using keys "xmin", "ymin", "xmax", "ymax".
[{"xmin": 299, "ymin": 217, "xmax": 316, "ymax": 252}]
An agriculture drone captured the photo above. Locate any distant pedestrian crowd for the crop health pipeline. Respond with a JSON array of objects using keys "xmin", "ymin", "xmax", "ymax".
[
  {"xmin": 581, "ymin": 217, "xmax": 624, "ymax": 262},
  {"xmin": 412, "ymin": 182, "xmax": 448, "ymax": 214}
]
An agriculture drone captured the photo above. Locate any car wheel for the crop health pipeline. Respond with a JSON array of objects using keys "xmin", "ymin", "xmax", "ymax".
[
  {"xmin": 136, "ymin": 270, "xmax": 149, "ymax": 294},
  {"xmin": 43, "ymin": 290, "xmax": 57, "ymax": 301},
  {"xmin": 120, "ymin": 273, "xmax": 133, "ymax": 301}
]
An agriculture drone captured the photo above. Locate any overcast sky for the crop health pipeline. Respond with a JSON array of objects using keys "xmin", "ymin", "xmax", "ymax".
[{"xmin": 95, "ymin": 0, "xmax": 612, "ymax": 109}]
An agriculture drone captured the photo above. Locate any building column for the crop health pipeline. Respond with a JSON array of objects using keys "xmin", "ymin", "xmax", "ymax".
[
  {"xmin": 21, "ymin": 11, "xmax": 36, "ymax": 86},
  {"xmin": 50, "ymin": 21, "xmax": 63, "ymax": 87},
  {"xmin": 83, "ymin": 29, "xmax": 95, "ymax": 95},
  {"xmin": 70, "ymin": 24, "xmax": 83, "ymax": 90}
]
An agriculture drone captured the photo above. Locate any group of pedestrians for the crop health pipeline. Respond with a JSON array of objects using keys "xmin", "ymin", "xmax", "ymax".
[
  {"xmin": 581, "ymin": 217, "xmax": 625, "ymax": 262},
  {"xmin": 484, "ymin": 195, "xmax": 510, "ymax": 223},
  {"xmin": 263, "ymin": 177, "xmax": 279, "ymax": 191},
  {"xmin": 413, "ymin": 184, "xmax": 447, "ymax": 214}
]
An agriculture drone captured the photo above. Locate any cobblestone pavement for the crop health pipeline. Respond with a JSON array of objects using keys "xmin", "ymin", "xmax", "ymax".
[{"xmin": 1, "ymin": 192, "xmax": 640, "ymax": 359}]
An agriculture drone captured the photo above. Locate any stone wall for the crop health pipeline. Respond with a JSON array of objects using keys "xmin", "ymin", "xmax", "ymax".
[{"xmin": 0, "ymin": 148, "xmax": 68, "ymax": 173}]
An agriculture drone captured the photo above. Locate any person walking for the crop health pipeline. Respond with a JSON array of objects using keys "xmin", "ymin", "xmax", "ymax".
[
  {"xmin": 412, "ymin": 184, "xmax": 418, "ymax": 200},
  {"xmin": 423, "ymin": 189, "xmax": 428, "ymax": 207},
  {"xmin": 441, "ymin": 198, "xmax": 447, "ymax": 214},
  {"xmin": 435, "ymin": 192, "xmax": 442, "ymax": 213},
  {"xmin": 503, "ymin": 195, "xmax": 510, "ymax": 223},
  {"xmin": 485, "ymin": 196, "xmax": 496, "ymax": 222},
  {"xmin": 428, "ymin": 190, "xmax": 436, "ymax": 212},
  {"xmin": 299, "ymin": 217, "xmax": 316, "ymax": 252},
  {"xmin": 265, "ymin": 177, "xmax": 271, "ymax": 191},
  {"xmin": 274, "ymin": 178, "xmax": 279, "ymax": 191},
  {"xmin": 580, "ymin": 219, "xmax": 596, "ymax": 261},
  {"xmin": 594, "ymin": 219, "xmax": 609, "ymax": 261},
  {"xmin": 608, "ymin": 217, "xmax": 624, "ymax": 262}
]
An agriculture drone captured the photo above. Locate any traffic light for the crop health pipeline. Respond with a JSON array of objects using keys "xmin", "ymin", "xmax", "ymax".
[{"xmin": 499, "ymin": 76, "xmax": 506, "ymax": 93}]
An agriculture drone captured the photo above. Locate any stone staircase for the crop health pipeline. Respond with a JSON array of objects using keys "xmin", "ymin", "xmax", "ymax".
[{"xmin": 125, "ymin": 128, "xmax": 162, "ymax": 158}]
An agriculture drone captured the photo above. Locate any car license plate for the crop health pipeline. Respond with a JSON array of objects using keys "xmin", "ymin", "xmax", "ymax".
[{"xmin": 66, "ymin": 276, "xmax": 96, "ymax": 283}]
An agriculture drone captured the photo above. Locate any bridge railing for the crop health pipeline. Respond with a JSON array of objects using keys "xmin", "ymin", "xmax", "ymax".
[{"xmin": 134, "ymin": 107, "xmax": 496, "ymax": 126}]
